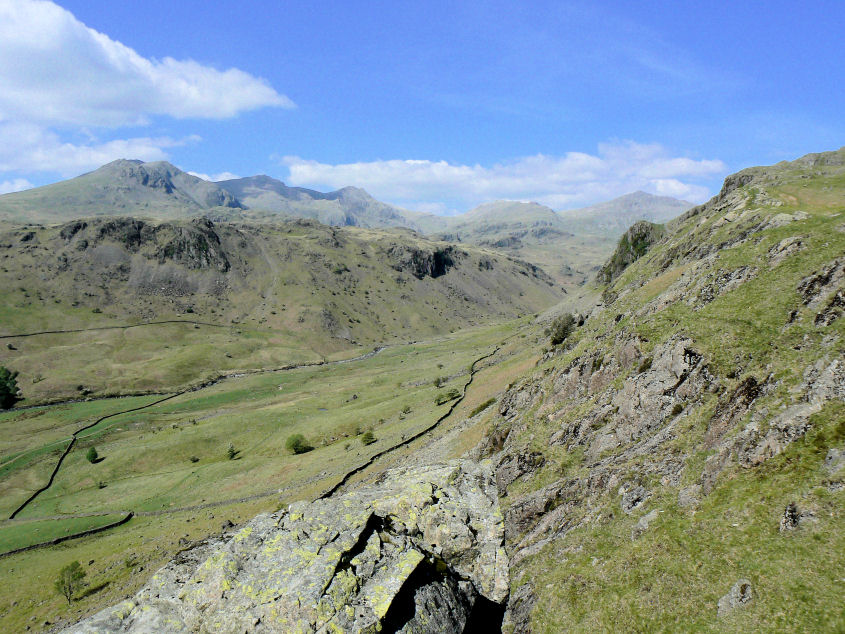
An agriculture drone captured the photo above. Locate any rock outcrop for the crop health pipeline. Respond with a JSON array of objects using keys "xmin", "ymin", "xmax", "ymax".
[
  {"xmin": 474, "ymin": 148, "xmax": 845, "ymax": 631},
  {"xmin": 596, "ymin": 220, "xmax": 664, "ymax": 284},
  {"xmin": 387, "ymin": 245, "xmax": 459, "ymax": 279},
  {"xmin": 66, "ymin": 460, "xmax": 508, "ymax": 633}
]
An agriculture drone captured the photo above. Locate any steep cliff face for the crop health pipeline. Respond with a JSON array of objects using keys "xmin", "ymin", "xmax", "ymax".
[
  {"xmin": 67, "ymin": 461, "xmax": 508, "ymax": 633},
  {"xmin": 476, "ymin": 149, "xmax": 845, "ymax": 631}
]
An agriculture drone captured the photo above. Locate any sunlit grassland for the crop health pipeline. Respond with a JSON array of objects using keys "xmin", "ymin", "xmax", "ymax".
[
  {"xmin": 0, "ymin": 318, "xmax": 538, "ymax": 630},
  {"xmin": 0, "ymin": 322, "xmax": 328, "ymax": 403},
  {"xmin": 0, "ymin": 514, "xmax": 127, "ymax": 554},
  {"xmin": 1, "ymin": 320, "xmax": 528, "ymax": 520}
]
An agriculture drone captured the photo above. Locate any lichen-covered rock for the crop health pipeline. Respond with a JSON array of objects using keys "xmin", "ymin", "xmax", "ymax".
[
  {"xmin": 620, "ymin": 485, "xmax": 650, "ymax": 514},
  {"xmin": 65, "ymin": 460, "xmax": 508, "ymax": 633},
  {"xmin": 631, "ymin": 509, "xmax": 659, "ymax": 540},
  {"xmin": 717, "ymin": 579, "xmax": 753, "ymax": 617}
]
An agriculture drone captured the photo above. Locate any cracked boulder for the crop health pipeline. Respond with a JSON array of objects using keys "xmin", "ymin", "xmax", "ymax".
[{"xmin": 65, "ymin": 460, "xmax": 508, "ymax": 633}]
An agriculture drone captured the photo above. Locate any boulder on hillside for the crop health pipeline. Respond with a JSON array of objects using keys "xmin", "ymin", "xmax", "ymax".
[{"xmin": 65, "ymin": 460, "xmax": 508, "ymax": 633}]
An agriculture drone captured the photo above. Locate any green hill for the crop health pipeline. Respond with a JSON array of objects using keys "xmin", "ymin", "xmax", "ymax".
[
  {"xmin": 0, "ymin": 216, "xmax": 560, "ymax": 402},
  {"xmin": 476, "ymin": 147, "xmax": 845, "ymax": 631}
]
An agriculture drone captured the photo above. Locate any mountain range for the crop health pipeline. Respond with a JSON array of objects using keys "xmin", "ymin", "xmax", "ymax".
[
  {"xmin": 1, "ymin": 147, "xmax": 843, "ymax": 632},
  {"xmin": 0, "ymin": 159, "xmax": 691, "ymax": 234},
  {"xmin": 0, "ymin": 159, "xmax": 693, "ymax": 289}
]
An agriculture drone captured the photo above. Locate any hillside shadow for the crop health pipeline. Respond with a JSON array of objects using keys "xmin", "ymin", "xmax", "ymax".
[{"xmin": 79, "ymin": 580, "xmax": 110, "ymax": 599}]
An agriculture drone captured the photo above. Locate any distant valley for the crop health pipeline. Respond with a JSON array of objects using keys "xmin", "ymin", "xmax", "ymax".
[{"xmin": 0, "ymin": 215, "xmax": 558, "ymax": 402}]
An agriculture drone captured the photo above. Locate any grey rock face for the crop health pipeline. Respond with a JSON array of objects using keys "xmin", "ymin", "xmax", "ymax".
[
  {"xmin": 501, "ymin": 581, "xmax": 536, "ymax": 634},
  {"xmin": 717, "ymin": 579, "xmax": 753, "ymax": 617},
  {"xmin": 677, "ymin": 485, "xmax": 701, "ymax": 508},
  {"xmin": 631, "ymin": 509, "xmax": 659, "ymax": 540},
  {"xmin": 620, "ymin": 485, "xmax": 650, "ymax": 514},
  {"xmin": 824, "ymin": 447, "xmax": 845, "ymax": 474},
  {"xmin": 387, "ymin": 244, "xmax": 460, "ymax": 279},
  {"xmin": 66, "ymin": 460, "xmax": 508, "ymax": 633},
  {"xmin": 496, "ymin": 451, "xmax": 545, "ymax": 493}
]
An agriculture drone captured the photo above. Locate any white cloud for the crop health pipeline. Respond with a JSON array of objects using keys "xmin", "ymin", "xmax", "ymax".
[
  {"xmin": 0, "ymin": 122, "xmax": 199, "ymax": 176},
  {"xmin": 281, "ymin": 141, "xmax": 726, "ymax": 211},
  {"xmin": 0, "ymin": 0, "xmax": 293, "ymax": 127},
  {"xmin": 188, "ymin": 171, "xmax": 241, "ymax": 182},
  {"xmin": 0, "ymin": 178, "xmax": 33, "ymax": 194},
  {"xmin": 0, "ymin": 1, "xmax": 291, "ymax": 180}
]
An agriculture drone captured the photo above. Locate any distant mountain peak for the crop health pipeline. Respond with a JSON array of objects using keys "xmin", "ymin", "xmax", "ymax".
[
  {"xmin": 215, "ymin": 175, "xmax": 412, "ymax": 229},
  {"xmin": 557, "ymin": 190, "xmax": 693, "ymax": 234},
  {"xmin": 0, "ymin": 159, "xmax": 243, "ymax": 223}
]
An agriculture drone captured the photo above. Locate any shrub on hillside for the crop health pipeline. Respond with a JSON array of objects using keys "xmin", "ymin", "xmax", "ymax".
[
  {"xmin": 55, "ymin": 561, "xmax": 86, "ymax": 604},
  {"xmin": 435, "ymin": 388, "xmax": 461, "ymax": 405},
  {"xmin": 547, "ymin": 313, "xmax": 576, "ymax": 346},
  {"xmin": 86, "ymin": 447, "xmax": 98, "ymax": 463},
  {"xmin": 0, "ymin": 366, "xmax": 20, "ymax": 409},
  {"xmin": 360, "ymin": 430, "xmax": 376, "ymax": 446},
  {"xmin": 285, "ymin": 433, "xmax": 313, "ymax": 455},
  {"xmin": 469, "ymin": 397, "xmax": 496, "ymax": 418}
]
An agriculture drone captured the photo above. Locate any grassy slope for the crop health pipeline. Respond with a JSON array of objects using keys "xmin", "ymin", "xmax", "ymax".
[
  {"xmin": 0, "ymin": 322, "xmax": 522, "ymax": 518},
  {"xmin": 493, "ymin": 150, "xmax": 845, "ymax": 630},
  {"xmin": 0, "ymin": 218, "xmax": 560, "ymax": 402},
  {"xmin": 0, "ymin": 514, "xmax": 127, "ymax": 554},
  {"xmin": 0, "ymin": 319, "xmax": 541, "ymax": 630}
]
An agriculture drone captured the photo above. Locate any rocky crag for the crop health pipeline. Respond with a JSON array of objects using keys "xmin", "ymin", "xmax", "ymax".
[
  {"xmin": 66, "ymin": 461, "xmax": 508, "ymax": 633},
  {"xmin": 477, "ymin": 148, "xmax": 845, "ymax": 630}
]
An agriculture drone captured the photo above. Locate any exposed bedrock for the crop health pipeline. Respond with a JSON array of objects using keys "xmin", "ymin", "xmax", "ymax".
[{"xmin": 66, "ymin": 460, "xmax": 509, "ymax": 633}]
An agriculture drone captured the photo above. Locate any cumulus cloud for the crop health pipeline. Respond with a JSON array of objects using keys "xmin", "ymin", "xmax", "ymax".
[
  {"xmin": 281, "ymin": 141, "xmax": 726, "ymax": 211},
  {"xmin": 0, "ymin": 178, "xmax": 33, "ymax": 195},
  {"xmin": 0, "ymin": 0, "xmax": 293, "ymax": 127},
  {"xmin": 0, "ymin": 122, "xmax": 199, "ymax": 176},
  {"xmin": 188, "ymin": 171, "xmax": 241, "ymax": 182}
]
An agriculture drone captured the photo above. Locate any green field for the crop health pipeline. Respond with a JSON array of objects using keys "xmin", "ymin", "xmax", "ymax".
[
  {"xmin": 0, "ymin": 317, "xmax": 544, "ymax": 631},
  {"xmin": 0, "ymin": 514, "xmax": 127, "ymax": 554},
  {"xmin": 0, "ymin": 322, "xmax": 325, "ymax": 403}
]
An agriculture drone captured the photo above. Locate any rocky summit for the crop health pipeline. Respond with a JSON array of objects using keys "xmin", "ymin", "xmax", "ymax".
[{"xmin": 65, "ymin": 461, "xmax": 508, "ymax": 633}]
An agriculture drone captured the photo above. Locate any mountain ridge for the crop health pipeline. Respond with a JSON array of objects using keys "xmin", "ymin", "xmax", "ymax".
[
  {"xmin": 0, "ymin": 160, "xmax": 694, "ymax": 291},
  {"xmin": 215, "ymin": 174, "xmax": 419, "ymax": 229},
  {"xmin": 0, "ymin": 160, "xmax": 694, "ymax": 236}
]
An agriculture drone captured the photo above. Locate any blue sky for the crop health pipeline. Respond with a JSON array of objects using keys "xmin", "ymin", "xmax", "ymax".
[{"xmin": 0, "ymin": 0, "xmax": 842, "ymax": 213}]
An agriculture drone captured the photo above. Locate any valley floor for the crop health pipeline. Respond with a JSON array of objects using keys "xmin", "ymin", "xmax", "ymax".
[{"xmin": 0, "ymin": 317, "xmax": 543, "ymax": 631}]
